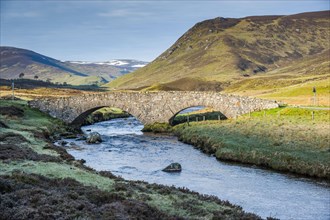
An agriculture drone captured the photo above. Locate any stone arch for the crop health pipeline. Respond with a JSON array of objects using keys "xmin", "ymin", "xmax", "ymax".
[
  {"xmin": 70, "ymin": 104, "xmax": 144, "ymax": 127},
  {"xmin": 70, "ymin": 106, "xmax": 107, "ymax": 126},
  {"xmin": 168, "ymin": 105, "xmax": 228, "ymax": 126}
]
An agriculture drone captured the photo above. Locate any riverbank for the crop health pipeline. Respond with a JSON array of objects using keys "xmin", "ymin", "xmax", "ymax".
[
  {"xmin": 0, "ymin": 100, "xmax": 262, "ymax": 219},
  {"xmin": 171, "ymin": 107, "xmax": 330, "ymax": 179}
]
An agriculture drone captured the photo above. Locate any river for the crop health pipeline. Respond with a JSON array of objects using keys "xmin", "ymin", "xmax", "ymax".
[{"xmin": 64, "ymin": 117, "xmax": 330, "ymax": 220}]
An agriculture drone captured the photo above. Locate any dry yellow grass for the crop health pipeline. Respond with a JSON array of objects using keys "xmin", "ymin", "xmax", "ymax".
[{"xmin": 0, "ymin": 86, "xmax": 97, "ymax": 100}]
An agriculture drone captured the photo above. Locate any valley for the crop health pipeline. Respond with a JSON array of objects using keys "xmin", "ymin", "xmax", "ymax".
[
  {"xmin": 1, "ymin": 8, "xmax": 329, "ymax": 220},
  {"xmin": 0, "ymin": 46, "xmax": 147, "ymax": 86}
]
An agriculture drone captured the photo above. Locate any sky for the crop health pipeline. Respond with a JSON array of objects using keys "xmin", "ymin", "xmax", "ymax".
[{"xmin": 1, "ymin": 0, "xmax": 329, "ymax": 62}]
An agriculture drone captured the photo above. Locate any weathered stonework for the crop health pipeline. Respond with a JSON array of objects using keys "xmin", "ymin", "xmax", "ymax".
[{"xmin": 28, "ymin": 91, "xmax": 279, "ymax": 126}]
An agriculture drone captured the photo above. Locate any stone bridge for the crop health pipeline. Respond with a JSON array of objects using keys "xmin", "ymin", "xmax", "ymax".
[{"xmin": 28, "ymin": 91, "xmax": 279, "ymax": 126}]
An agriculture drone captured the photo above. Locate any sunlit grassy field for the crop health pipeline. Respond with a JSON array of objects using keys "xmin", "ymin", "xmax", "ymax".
[{"xmin": 173, "ymin": 107, "xmax": 330, "ymax": 178}]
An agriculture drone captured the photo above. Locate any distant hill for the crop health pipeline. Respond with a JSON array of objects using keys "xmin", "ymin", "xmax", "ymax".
[
  {"xmin": 106, "ymin": 11, "xmax": 330, "ymax": 106},
  {"xmin": 0, "ymin": 46, "xmax": 147, "ymax": 85},
  {"xmin": 65, "ymin": 60, "xmax": 147, "ymax": 76}
]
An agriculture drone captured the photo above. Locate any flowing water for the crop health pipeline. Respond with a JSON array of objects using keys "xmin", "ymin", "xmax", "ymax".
[{"xmin": 64, "ymin": 117, "xmax": 330, "ymax": 220}]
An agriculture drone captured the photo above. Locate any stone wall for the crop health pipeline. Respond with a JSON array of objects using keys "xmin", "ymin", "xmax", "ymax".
[{"xmin": 28, "ymin": 91, "xmax": 279, "ymax": 125}]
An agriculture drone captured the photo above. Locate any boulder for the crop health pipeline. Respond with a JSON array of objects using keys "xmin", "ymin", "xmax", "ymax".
[
  {"xmin": 162, "ymin": 163, "xmax": 182, "ymax": 173},
  {"xmin": 86, "ymin": 132, "xmax": 102, "ymax": 144}
]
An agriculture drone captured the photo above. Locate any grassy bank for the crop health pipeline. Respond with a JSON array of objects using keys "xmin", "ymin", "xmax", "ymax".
[
  {"xmin": 0, "ymin": 100, "xmax": 262, "ymax": 219},
  {"xmin": 171, "ymin": 107, "xmax": 330, "ymax": 179}
]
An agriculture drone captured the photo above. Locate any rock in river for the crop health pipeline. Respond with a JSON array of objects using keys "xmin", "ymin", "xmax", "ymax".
[
  {"xmin": 162, "ymin": 163, "xmax": 182, "ymax": 173},
  {"xmin": 86, "ymin": 132, "xmax": 102, "ymax": 144}
]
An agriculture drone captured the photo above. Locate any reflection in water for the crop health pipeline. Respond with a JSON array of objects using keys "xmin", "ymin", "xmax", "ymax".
[{"xmin": 65, "ymin": 117, "xmax": 330, "ymax": 220}]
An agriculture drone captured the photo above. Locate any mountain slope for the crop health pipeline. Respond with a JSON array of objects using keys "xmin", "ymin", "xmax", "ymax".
[
  {"xmin": 0, "ymin": 47, "xmax": 147, "ymax": 85},
  {"xmin": 106, "ymin": 11, "xmax": 330, "ymax": 100}
]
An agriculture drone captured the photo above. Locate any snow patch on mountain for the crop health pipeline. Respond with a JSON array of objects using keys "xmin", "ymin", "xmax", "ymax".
[
  {"xmin": 68, "ymin": 61, "xmax": 91, "ymax": 64},
  {"xmin": 64, "ymin": 59, "xmax": 149, "ymax": 79},
  {"xmin": 107, "ymin": 60, "xmax": 129, "ymax": 66},
  {"xmin": 67, "ymin": 60, "xmax": 148, "ymax": 68},
  {"xmin": 132, "ymin": 64, "xmax": 146, "ymax": 68}
]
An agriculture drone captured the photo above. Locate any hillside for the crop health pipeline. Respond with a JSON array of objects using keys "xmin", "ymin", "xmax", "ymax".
[
  {"xmin": 0, "ymin": 47, "xmax": 147, "ymax": 86},
  {"xmin": 106, "ymin": 11, "xmax": 330, "ymax": 106}
]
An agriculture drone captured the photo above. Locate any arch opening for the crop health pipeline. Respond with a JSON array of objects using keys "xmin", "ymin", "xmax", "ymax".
[
  {"xmin": 70, "ymin": 106, "xmax": 140, "ymax": 127},
  {"xmin": 169, "ymin": 106, "xmax": 227, "ymax": 126}
]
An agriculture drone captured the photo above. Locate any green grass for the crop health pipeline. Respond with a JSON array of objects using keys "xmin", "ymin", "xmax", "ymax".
[
  {"xmin": 0, "ymin": 160, "xmax": 115, "ymax": 191},
  {"xmin": 145, "ymin": 193, "xmax": 224, "ymax": 219},
  {"xmin": 259, "ymin": 78, "xmax": 330, "ymax": 106},
  {"xmin": 0, "ymin": 100, "xmax": 69, "ymax": 155},
  {"xmin": 0, "ymin": 100, "xmax": 67, "ymax": 131},
  {"xmin": 172, "ymin": 107, "xmax": 330, "ymax": 178},
  {"xmin": 142, "ymin": 122, "xmax": 172, "ymax": 133},
  {"xmin": 2, "ymin": 128, "xmax": 58, "ymax": 156}
]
